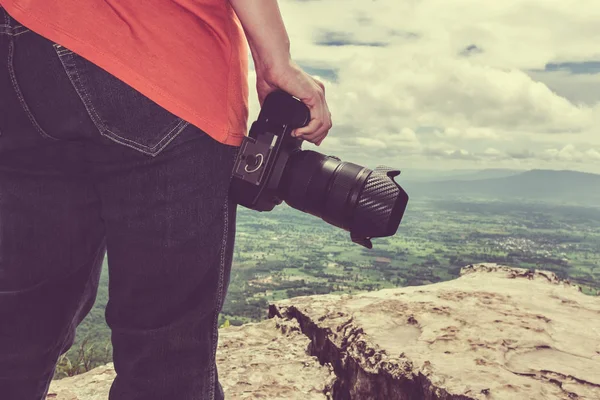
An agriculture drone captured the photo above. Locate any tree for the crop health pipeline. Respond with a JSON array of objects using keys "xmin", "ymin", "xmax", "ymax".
[{"xmin": 54, "ymin": 336, "xmax": 111, "ymax": 379}]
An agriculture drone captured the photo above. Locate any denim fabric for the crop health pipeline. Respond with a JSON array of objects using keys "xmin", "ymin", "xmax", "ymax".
[{"xmin": 0, "ymin": 5, "xmax": 239, "ymax": 400}]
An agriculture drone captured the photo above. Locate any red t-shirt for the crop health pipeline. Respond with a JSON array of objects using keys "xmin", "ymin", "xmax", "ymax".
[{"xmin": 1, "ymin": 0, "xmax": 249, "ymax": 146}]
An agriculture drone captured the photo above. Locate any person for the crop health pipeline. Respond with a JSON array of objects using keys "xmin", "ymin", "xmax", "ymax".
[{"xmin": 0, "ymin": 0, "xmax": 332, "ymax": 399}]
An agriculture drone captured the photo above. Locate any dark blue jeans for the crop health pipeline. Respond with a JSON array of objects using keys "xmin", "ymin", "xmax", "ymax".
[{"xmin": 0, "ymin": 6, "xmax": 239, "ymax": 400}]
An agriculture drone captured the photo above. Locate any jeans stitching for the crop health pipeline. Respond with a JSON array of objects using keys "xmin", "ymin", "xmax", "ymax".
[
  {"xmin": 209, "ymin": 199, "xmax": 229, "ymax": 400},
  {"xmin": 142, "ymin": 120, "xmax": 191, "ymax": 158},
  {"xmin": 54, "ymin": 48, "xmax": 190, "ymax": 156},
  {"xmin": 0, "ymin": 30, "xmax": 29, "ymax": 36},
  {"xmin": 7, "ymin": 37, "xmax": 60, "ymax": 141},
  {"xmin": 12, "ymin": 26, "xmax": 29, "ymax": 35},
  {"xmin": 99, "ymin": 119, "xmax": 190, "ymax": 157},
  {"xmin": 0, "ymin": 20, "xmax": 30, "ymax": 35},
  {"xmin": 59, "ymin": 47, "xmax": 178, "ymax": 153},
  {"xmin": 56, "ymin": 49, "xmax": 73, "ymax": 56},
  {"xmin": 1, "ymin": 10, "xmax": 8, "ymax": 35},
  {"xmin": 67, "ymin": 52, "xmax": 112, "ymax": 133}
]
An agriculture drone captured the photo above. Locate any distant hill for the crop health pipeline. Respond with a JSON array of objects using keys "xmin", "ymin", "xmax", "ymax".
[
  {"xmin": 403, "ymin": 169, "xmax": 600, "ymax": 206},
  {"xmin": 402, "ymin": 168, "xmax": 523, "ymax": 182}
]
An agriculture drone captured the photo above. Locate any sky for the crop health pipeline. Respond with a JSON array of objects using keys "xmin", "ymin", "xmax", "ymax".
[{"xmin": 246, "ymin": 0, "xmax": 600, "ymax": 174}]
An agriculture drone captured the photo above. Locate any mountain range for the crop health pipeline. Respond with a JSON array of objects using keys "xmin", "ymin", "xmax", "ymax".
[{"xmin": 400, "ymin": 169, "xmax": 600, "ymax": 206}]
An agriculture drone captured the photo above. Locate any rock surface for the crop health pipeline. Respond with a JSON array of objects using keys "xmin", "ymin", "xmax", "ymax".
[
  {"xmin": 47, "ymin": 317, "xmax": 335, "ymax": 399},
  {"xmin": 47, "ymin": 264, "xmax": 600, "ymax": 399},
  {"xmin": 270, "ymin": 263, "xmax": 600, "ymax": 399}
]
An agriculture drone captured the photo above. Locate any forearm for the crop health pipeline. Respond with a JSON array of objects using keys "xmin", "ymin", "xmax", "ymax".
[{"xmin": 228, "ymin": 0, "xmax": 292, "ymax": 73}]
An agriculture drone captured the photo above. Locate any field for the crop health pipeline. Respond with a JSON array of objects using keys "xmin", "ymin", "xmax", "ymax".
[{"xmin": 222, "ymin": 198, "xmax": 600, "ymax": 325}]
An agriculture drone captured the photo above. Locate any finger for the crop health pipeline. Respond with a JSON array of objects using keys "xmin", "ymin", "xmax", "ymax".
[
  {"xmin": 301, "ymin": 120, "xmax": 330, "ymax": 143},
  {"xmin": 313, "ymin": 78, "xmax": 325, "ymax": 93},
  {"xmin": 303, "ymin": 104, "xmax": 331, "ymax": 141},
  {"xmin": 314, "ymin": 118, "xmax": 332, "ymax": 145},
  {"xmin": 294, "ymin": 115, "xmax": 324, "ymax": 137},
  {"xmin": 302, "ymin": 127, "xmax": 329, "ymax": 146},
  {"xmin": 315, "ymin": 132, "xmax": 328, "ymax": 146},
  {"xmin": 306, "ymin": 125, "xmax": 329, "ymax": 144},
  {"xmin": 295, "ymin": 126, "xmax": 323, "ymax": 141},
  {"xmin": 312, "ymin": 132, "xmax": 328, "ymax": 147}
]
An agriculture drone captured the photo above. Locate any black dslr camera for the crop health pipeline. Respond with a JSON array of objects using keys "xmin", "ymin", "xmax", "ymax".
[{"xmin": 229, "ymin": 90, "xmax": 409, "ymax": 249}]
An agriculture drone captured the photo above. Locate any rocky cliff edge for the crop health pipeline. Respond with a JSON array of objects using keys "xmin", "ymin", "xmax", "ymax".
[{"xmin": 47, "ymin": 264, "xmax": 600, "ymax": 400}]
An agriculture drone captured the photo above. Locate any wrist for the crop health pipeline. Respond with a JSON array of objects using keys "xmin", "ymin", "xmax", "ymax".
[{"xmin": 250, "ymin": 40, "xmax": 292, "ymax": 76}]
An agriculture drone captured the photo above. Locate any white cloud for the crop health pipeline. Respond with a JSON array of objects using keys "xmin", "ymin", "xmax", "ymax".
[
  {"xmin": 541, "ymin": 144, "xmax": 600, "ymax": 163},
  {"xmin": 484, "ymin": 147, "xmax": 502, "ymax": 156},
  {"xmin": 244, "ymin": 0, "xmax": 600, "ymax": 173},
  {"xmin": 355, "ymin": 137, "xmax": 387, "ymax": 149},
  {"xmin": 587, "ymin": 149, "xmax": 600, "ymax": 160}
]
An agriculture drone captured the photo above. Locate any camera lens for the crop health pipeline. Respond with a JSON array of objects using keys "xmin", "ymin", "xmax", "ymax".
[
  {"xmin": 279, "ymin": 150, "xmax": 408, "ymax": 244},
  {"xmin": 280, "ymin": 150, "xmax": 368, "ymax": 230}
]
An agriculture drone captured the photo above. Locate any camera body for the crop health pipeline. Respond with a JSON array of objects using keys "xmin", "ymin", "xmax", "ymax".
[
  {"xmin": 230, "ymin": 90, "xmax": 309, "ymax": 211},
  {"xmin": 230, "ymin": 90, "xmax": 409, "ymax": 249}
]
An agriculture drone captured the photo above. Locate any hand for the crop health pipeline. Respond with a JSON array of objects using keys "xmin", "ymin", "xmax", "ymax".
[{"xmin": 255, "ymin": 60, "xmax": 332, "ymax": 146}]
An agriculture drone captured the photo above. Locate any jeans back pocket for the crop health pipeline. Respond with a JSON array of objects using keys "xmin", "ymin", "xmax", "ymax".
[{"xmin": 53, "ymin": 43, "xmax": 190, "ymax": 156}]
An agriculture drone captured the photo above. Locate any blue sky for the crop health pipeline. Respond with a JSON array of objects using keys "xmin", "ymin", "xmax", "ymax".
[
  {"xmin": 543, "ymin": 62, "xmax": 600, "ymax": 75},
  {"xmin": 246, "ymin": 0, "xmax": 600, "ymax": 174}
]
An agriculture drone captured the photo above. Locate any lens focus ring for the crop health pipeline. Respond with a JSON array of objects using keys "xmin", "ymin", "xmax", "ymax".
[{"xmin": 323, "ymin": 161, "xmax": 363, "ymax": 230}]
